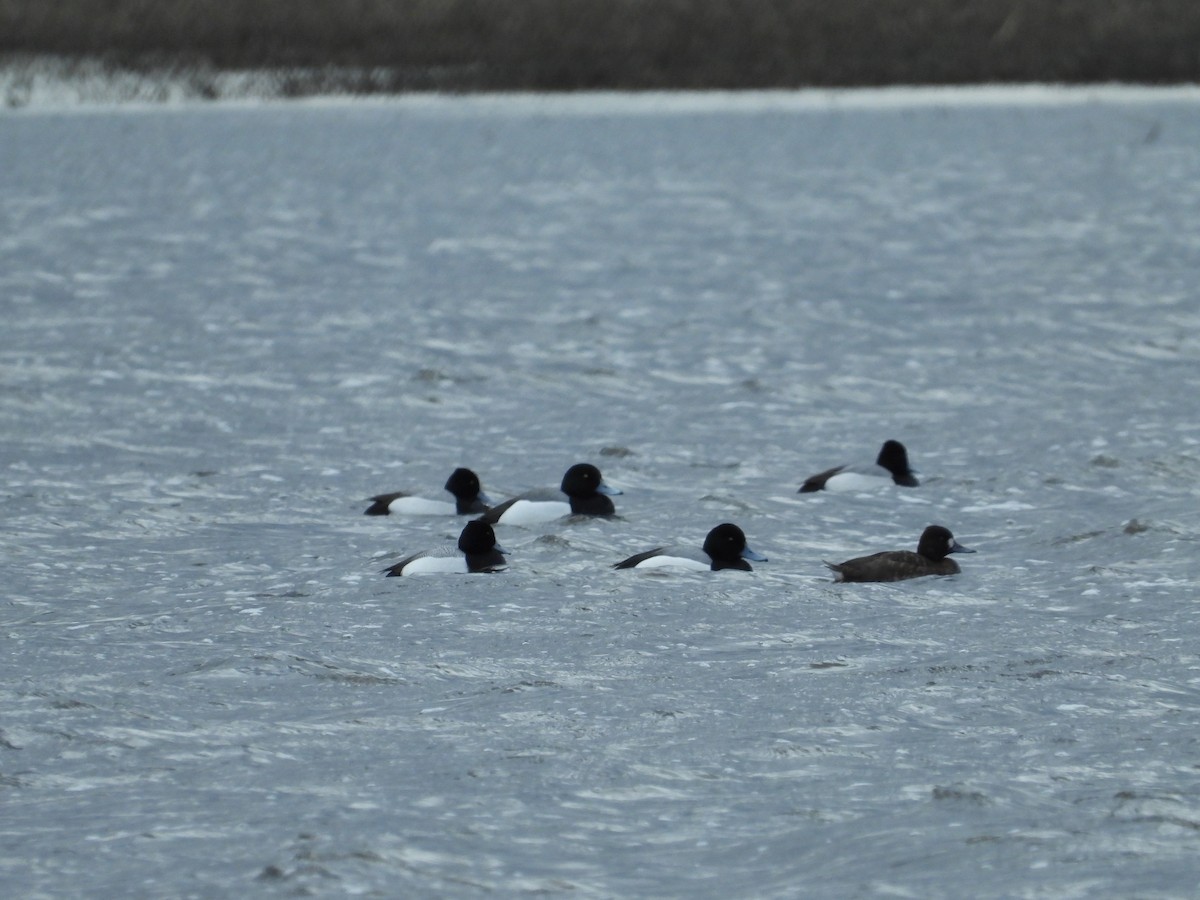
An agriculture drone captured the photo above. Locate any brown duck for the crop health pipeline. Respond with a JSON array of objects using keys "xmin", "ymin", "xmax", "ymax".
[{"xmin": 826, "ymin": 525, "xmax": 974, "ymax": 583}]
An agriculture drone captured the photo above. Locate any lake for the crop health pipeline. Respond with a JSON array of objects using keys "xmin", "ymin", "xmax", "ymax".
[{"xmin": 3, "ymin": 87, "xmax": 1200, "ymax": 897}]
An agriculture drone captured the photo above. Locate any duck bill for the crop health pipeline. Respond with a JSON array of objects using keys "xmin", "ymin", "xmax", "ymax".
[
  {"xmin": 949, "ymin": 540, "xmax": 975, "ymax": 554},
  {"xmin": 597, "ymin": 482, "xmax": 623, "ymax": 496},
  {"xmin": 741, "ymin": 546, "xmax": 768, "ymax": 562}
]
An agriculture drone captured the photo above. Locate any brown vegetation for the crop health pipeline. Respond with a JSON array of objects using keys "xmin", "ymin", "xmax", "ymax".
[{"xmin": 2, "ymin": 0, "xmax": 1199, "ymax": 92}]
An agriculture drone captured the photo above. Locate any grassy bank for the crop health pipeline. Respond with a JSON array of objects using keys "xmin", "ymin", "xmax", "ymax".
[{"xmin": 3, "ymin": 0, "xmax": 1200, "ymax": 92}]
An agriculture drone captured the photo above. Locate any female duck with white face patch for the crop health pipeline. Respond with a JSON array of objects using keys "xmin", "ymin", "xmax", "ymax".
[
  {"xmin": 825, "ymin": 525, "xmax": 973, "ymax": 583},
  {"xmin": 798, "ymin": 439, "xmax": 919, "ymax": 493},
  {"xmin": 365, "ymin": 467, "xmax": 493, "ymax": 516},
  {"xmin": 382, "ymin": 521, "xmax": 509, "ymax": 576},
  {"xmin": 477, "ymin": 463, "xmax": 621, "ymax": 526},
  {"xmin": 613, "ymin": 523, "xmax": 768, "ymax": 572}
]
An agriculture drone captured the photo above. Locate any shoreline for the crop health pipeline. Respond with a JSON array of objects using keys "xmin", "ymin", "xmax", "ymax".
[
  {"xmin": 4, "ymin": 56, "xmax": 1200, "ymax": 113},
  {"xmin": 5, "ymin": 1, "xmax": 1200, "ymax": 92}
]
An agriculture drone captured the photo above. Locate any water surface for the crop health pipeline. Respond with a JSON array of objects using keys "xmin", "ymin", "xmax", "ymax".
[{"xmin": 2, "ymin": 89, "xmax": 1199, "ymax": 897}]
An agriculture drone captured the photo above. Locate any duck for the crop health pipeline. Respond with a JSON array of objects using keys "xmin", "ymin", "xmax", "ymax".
[
  {"xmin": 382, "ymin": 521, "xmax": 509, "ymax": 576},
  {"xmin": 613, "ymin": 523, "xmax": 767, "ymax": 571},
  {"xmin": 365, "ymin": 467, "xmax": 492, "ymax": 516},
  {"xmin": 825, "ymin": 525, "xmax": 973, "ymax": 583},
  {"xmin": 477, "ymin": 463, "xmax": 621, "ymax": 526},
  {"xmin": 798, "ymin": 439, "xmax": 919, "ymax": 493}
]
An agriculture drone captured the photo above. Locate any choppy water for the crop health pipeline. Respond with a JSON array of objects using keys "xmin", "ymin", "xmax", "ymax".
[{"xmin": 3, "ymin": 89, "xmax": 1200, "ymax": 898}]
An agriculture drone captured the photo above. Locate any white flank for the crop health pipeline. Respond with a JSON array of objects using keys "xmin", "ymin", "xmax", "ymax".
[
  {"xmin": 822, "ymin": 470, "xmax": 891, "ymax": 492},
  {"xmin": 632, "ymin": 555, "xmax": 711, "ymax": 571},
  {"xmin": 386, "ymin": 496, "xmax": 457, "ymax": 516},
  {"xmin": 496, "ymin": 499, "xmax": 572, "ymax": 526},
  {"xmin": 399, "ymin": 555, "xmax": 469, "ymax": 575}
]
